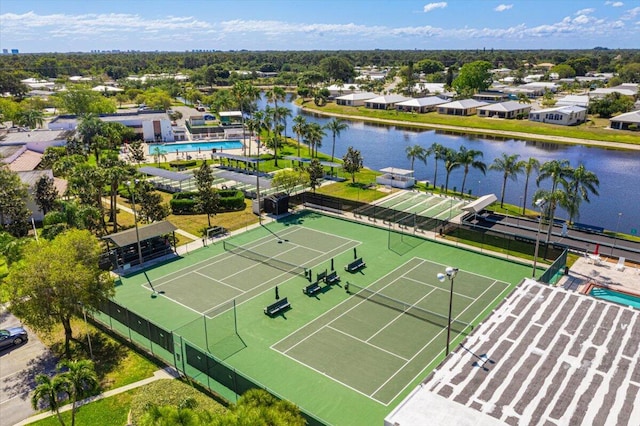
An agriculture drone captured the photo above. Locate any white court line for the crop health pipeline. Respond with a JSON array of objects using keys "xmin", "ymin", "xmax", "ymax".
[
  {"xmin": 194, "ymin": 271, "xmax": 246, "ymax": 293},
  {"xmin": 326, "ymin": 325, "xmax": 409, "ymax": 362},
  {"xmin": 403, "ymin": 275, "xmax": 476, "ymax": 301}
]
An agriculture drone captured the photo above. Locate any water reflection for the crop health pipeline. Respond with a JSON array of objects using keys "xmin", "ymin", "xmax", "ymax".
[{"xmin": 256, "ymin": 95, "xmax": 639, "ymax": 232}]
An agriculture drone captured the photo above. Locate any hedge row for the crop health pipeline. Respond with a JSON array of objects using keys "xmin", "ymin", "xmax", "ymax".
[{"xmin": 170, "ymin": 190, "xmax": 245, "ymax": 215}]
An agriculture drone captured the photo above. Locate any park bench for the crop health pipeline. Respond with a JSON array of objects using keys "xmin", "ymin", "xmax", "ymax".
[
  {"xmin": 316, "ymin": 269, "xmax": 327, "ymax": 283},
  {"xmin": 345, "ymin": 257, "xmax": 366, "ymax": 273},
  {"xmin": 264, "ymin": 297, "xmax": 291, "ymax": 316},
  {"xmin": 303, "ymin": 282, "xmax": 322, "ymax": 296},
  {"xmin": 325, "ymin": 270, "xmax": 340, "ymax": 285}
]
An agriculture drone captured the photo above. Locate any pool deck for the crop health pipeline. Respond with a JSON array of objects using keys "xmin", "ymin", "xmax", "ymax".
[
  {"xmin": 122, "ymin": 141, "xmax": 273, "ymax": 164},
  {"xmin": 560, "ymin": 256, "xmax": 640, "ymax": 297}
]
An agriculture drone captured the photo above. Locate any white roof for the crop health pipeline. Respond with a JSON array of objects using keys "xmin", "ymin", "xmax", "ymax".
[
  {"xmin": 92, "ymin": 85, "xmax": 123, "ymax": 92},
  {"xmin": 219, "ymin": 111, "xmax": 242, "ymax": 117},
  {"xmin": 478, "ymin": 101, "xmax": 532, "ymax": 113},
  {"xmin": 380, "ymin": 167, "xmax": 414, "ymax": 176},
  {"xmin": 590, "ymin": 88, "xmax": 636, "ymax": 97},
  {"xmin": 414, "ymin": 82, "xmax": 446, "ymax": 93},
  {"xmin": 366, "ymin": 95, "xmax": 411, "ymax": 104},
  {"xmin": 520, "ymin": 82, "xmax": 558, "ymax": 89},
  {"xmin": 335, "ymin": 92, "xmax": 378, "ymax": 101},
  {"xmin": 610, "ymin": 110, "xmax": 640, "ymax": 124},
  {"xmin": 396, "ymin": 96, "xmax": 448, "ymax": 108},
  {"xmin": 461, "ymin": 194, "xmax": 497, "ymax": 213},
  {"xmin": 439, "ymin": 99, "xmax": 488, "ymax": 109},
  {"xmin": 533, "ymin": 105, "xmax": 587, "ymax": 114},
  {"xmin": 326, "ymin": 84, "xmax": 361, "ymax": 92}
]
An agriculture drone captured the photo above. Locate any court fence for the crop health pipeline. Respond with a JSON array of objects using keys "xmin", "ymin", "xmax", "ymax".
[
  {"xmin": 92, "ymin": 299, "xmax": 326, "ymax": 426},
  {"xmin": 539, "ymin": 248, "xmax": 568, "ymax": 285}
]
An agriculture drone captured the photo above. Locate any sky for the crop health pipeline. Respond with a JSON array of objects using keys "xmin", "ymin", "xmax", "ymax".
[{"xmin": 1, "ymin": 0, "xmax": 639, "ymax": 53}]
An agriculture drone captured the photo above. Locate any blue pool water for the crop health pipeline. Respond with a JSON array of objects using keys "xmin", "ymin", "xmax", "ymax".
[
  {"xmin": 590, "ymin": 287, "xmax": 640, "ymax": 309},
  {"xmin": 148, "ymin": 140, "xmax": 243, "ymax": 153}
]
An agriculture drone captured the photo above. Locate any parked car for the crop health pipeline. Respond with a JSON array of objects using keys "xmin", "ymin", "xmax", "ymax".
[{"xmin": 0, "ymin": 327, "xmax": 28, "ymax": 349}]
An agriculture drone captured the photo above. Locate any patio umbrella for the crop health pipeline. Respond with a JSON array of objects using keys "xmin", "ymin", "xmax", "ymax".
[{"xmin": 594, "ymin": 244, "xmax": 600, "ymax": 255}]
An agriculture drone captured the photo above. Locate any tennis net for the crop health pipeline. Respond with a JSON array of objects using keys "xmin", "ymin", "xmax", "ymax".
[
  {"xmin": 222, "ymin": 241, "xmax": 307, "ymax": 277},
  {"xmin": 346, "ymin": 282, "xmax": 473, "ymax": 332}
]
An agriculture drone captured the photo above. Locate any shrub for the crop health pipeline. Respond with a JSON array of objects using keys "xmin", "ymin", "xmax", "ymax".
[{"xmin": 169, "ymin": 160, "xmax": 197, "ymax": 168}]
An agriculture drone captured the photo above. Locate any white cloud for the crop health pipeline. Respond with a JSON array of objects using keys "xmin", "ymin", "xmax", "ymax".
[
  {"xmin": 605, "ymin": 1, "xmax": 624, "ymax": 7},
  {"xmin": 495, "ymin": 4, "xmax": 513, "ymax": 12},
  {"xmin": 621, "ymin": 6, "xmax": 640, "ymax": 20},
  {"xmin": 423, "ymin": 2, "xmax": 447, "ymax": 13},
  {"xmin": 576, "ymin": 8, "xmax": 595, "ymax": 15}
]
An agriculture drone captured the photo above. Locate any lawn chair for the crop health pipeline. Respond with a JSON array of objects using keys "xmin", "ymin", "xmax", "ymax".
[{"xmin": 615, "ymin": 257, "xmax": 625, "ymax": 271}]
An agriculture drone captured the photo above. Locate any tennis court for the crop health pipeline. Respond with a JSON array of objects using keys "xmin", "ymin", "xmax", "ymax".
[
  {"xmin": 104, "ymin": 210, "xmax": 531, "ymax": 425},
  {"xmin": 376, "ymin": 191, "xmax": 466, "ymax": 219},
  {"xmin": 272, "ymin": 257, "xmax": 509, "ymax": 405}
]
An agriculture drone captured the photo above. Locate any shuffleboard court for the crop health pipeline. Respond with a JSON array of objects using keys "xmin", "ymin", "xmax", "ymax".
[{"xmin": 272, "ymin": 257, "xmax": 510, "ymax": 405}]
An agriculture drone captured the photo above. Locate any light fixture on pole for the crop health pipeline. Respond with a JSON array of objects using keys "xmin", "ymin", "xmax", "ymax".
[
  {"xmin": 611, "ymin": 212, "xmax": 622, "ymax": 256},
  {"xmin": 532, "ymin": 198, "xmax": 546, "ymax": 278},
  {"xmin": 78, "ymin": 303, "xmax": 93, "ymax": 360},
  {"xmin": 126, "ymin": 180, "xmax": 144, "ymax": 266},
  {"xmin": 436, "ymin": 266, "xmax": 459, "ymax": 356}
]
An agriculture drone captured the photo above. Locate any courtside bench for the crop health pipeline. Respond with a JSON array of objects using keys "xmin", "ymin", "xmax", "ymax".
[
  {"xmin": 264, "ymin": 297, "xmax": 291, "ymax": 316},
  {"xmin": 326, "ymin": 270, "xmax": 340, "ymax": 285},
  {"xmin": 303, "ymin": 282, "xmax": 322, "ymax": 296},
  {"xmin": 345, "ymin": 257, "xmax": 366, "ymax": 273}
]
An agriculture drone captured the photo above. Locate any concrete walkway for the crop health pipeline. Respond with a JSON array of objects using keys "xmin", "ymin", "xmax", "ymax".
[{"xmin": 16, "ymin": 367, "xmax": 179, "ymax": 425}]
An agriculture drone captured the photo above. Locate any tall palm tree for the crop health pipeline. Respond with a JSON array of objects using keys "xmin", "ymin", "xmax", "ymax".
[
  {"xmin": 522, "ymin": 157, "xmax": 540, "ymax": 214},
  {"xmin": 276, "ymin": 105, "xmax": 292, "ymax": 142},
  {"xmin": 292, "ymin": 115, "xmax": 308, "ymax": 158},
  {"xmin": 31, "ymin": 374, "xmax": 68, "ymax": 426},
  {"xmin": 489, "ymin": 153, "xmax": 525, "ymax": 207},
  {"xmin": 429, "ymin": 142, "xmax": 445, "ymax": 189},
  {"xmin": 324, "ymin": 118, "xmax": 349, "ymax": 163},
  {"xmin": 564, "ymin": 164, "xmax": 600, "ymax": 224},
  {"xmin": 18, "ymin": 109, "xmax": 45, "ymax": 129},
  {"xmin": 58, "ymin": 359, "xmax": 99, "ymax": 426},
  {"xmin": 102, "ymin": 157, "xmax": 133, "ymax": 232},
  {"xmin": 266, "ymin": 87, "xmax": 286, "ymax": 166},
  {"xmin": 537, "ymin": 159, "xmax": 572, "ymax": 241},
  {"xmin": 456, "ymin": 146, "xmax": 486, "ymax": 196},
  {"xmin": 442, "ymin": 148, "xmax": 459, "ymax": 194},
  {"xmin": 304, "ymin": 123, "xmax": 325, "ymax": 158},
  {"xmin": 405, "ymin": 144, "xmax": 426, "ymax": 171}
]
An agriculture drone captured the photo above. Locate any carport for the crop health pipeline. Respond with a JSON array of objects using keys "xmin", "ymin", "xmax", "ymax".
[
  {"xmin": 138, "ymin": 166, "xmax": 193, "ymax": 192},
  {"xmin": 103, "ymin": 220, "xmax": 178, "ymax": 269}
]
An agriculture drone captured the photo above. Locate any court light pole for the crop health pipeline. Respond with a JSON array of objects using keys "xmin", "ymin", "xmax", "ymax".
[
  {"xmin": 126, "ymin": 180, "xmax": 144, "ymax": 266},
  {"xmin": 78, "ymin": 303, "xmax": 93, "ymax": 360},
  {"xmin": 611, "ymin": 212, "xmax": 622, "ymax": 256},
  {"xmin": 532, "ymin": 198, "xmax": 546, "ymax": 278},
  {"xmin": 436, "ymin": 266, "xmax": 459, "ymax": 356}
]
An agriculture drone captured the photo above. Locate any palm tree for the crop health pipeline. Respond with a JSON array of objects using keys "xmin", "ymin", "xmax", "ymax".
[
  {"xmin": 405, "ymin": 144, "xmax": 426, "ymax": 171},
  {"xmin": 18, "ymin": 109, "xmax": 45, "ymax": 129},
  {"xmin": 522, "ymin": 157, "xmax": 540, "ymax": 214},
  {"xmin": 266, "ymin": 87, "xmax": 286, "ymax": 166},
  {"xmin": 324, "ymin": 118, "xmax": 349, "ymax": 163},
  {"xmin": 102, "ymin": 157, "xmax": 133, "ymax": 232},
  {"xmin": 57, "ymin": 359, "xmax": 99, "ymax": 426},
  {"xmin": 31, "ymin": 374, "xmax": 68, "ymax": 426},
  {"xmin": 537, "ymin": 159, "xmax": 572, "ymax": 241},
  {"xmin": 489, "ymin": 153, "xmax": 525, "ymax": 208},
  {"xmin": 456, "ymin": 146, "xmax": 486, "ymax": 196},
  {"xmin": 304, "ymin": 123, "xmax": 325, "ymax": 158},
  {"xmin": 151, "ymin": 146, "xmax": 167, "ymax": 166},
  {"xmin": 429, "ymin": 142, "xmax": 445, "ymax": 189},
  {"xmin": 442, "ymin": 148, "xmax": 459, "ymax": 194},
  {"xmin": 564, "ymin": 164, "xmax": 600, "ymax": 224},
  {"xmin": 533, "ymin": 187, "xmax": 568, "ymax": 243},
  {"xmin": 292, "ymin": 115, "xmax": 308, "ymax": 158}
]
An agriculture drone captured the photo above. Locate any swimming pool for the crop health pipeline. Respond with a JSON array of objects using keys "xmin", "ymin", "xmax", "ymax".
[
  {"xmin": 589, "ymin": 287, "xmax": 640, "ymax": 309},
  {"xmin": 148, "ymin": 140, "xmax": 243, "ymax": 153}
]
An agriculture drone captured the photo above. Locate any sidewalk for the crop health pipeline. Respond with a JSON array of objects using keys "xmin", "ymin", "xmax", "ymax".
[{"xmin": 16, "ymin": 367, "xmax": 179, "ymax": 425}]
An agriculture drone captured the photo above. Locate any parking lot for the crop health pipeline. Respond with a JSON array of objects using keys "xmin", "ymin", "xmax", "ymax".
[{"xmin": 0, "ymin": 307, "xmax": 56, "ymax": 426}]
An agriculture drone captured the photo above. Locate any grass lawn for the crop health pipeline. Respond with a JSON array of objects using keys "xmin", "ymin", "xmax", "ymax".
[{"xmin": 29, "ymin": 390, "xmax": 134, "ymax": 426}]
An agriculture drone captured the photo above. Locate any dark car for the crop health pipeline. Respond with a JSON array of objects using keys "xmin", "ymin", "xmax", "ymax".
[{"xmin": 0, "ymin": 326, "xmax": 28, "ymax": 349}]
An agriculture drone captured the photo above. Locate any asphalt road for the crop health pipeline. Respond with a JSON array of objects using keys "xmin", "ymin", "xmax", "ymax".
[{"xmin": 0, "ymin": 308, "xmax": 56, "ymax": 426}]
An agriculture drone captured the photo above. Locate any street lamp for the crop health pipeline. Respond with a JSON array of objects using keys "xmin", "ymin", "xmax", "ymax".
[
  {"xmin": 532, "ymin": 198, "xmax": 546, "ymax": 278},
  {"xmin": 611, "ymin": 212, "xmax": 622, "ymax": 256},
  {"xmin": 78, "ymin": 303, "xmax": 93, "ymax": 360},
  {"xmin": 126, "ymin": 180, "xmax": 144, "ymax": 266},
  {"xmin": 436, "ymin": 266, "xmax": 459, "ymax": 356}
]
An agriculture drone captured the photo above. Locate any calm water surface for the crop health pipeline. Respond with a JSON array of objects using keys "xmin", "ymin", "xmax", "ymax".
[{"xmin": 257, "ymin": 96, "xmax": 639, "ymax": 233}]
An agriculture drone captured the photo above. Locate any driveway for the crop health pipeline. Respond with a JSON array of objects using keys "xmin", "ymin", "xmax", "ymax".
[{"xmin": 0, "ymin": 307, "xmax": 57, "ymax": 426}]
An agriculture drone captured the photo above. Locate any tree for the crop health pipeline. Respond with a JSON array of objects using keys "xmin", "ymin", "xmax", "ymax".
[
  {"xmin": 405, "ymin": 144, "xmax": 427, "ymax": 171},
  {"xmin": 522, "ymin": 157, "xmax": 540, "ymax": 214},
  {"xmin": 452, "ymin": 61, "xmax": 492, "ymax": 94},
  {"xmin": 429, "ymin": 142, "xmax": 445, "ymax": 189},
  {"xmin": 456, "ymin": 146, "xmax": 486, "ymax": 195},
  {"xmin": 589, "ymin": 92, "xmax": 634, "ymax": 118},
  {"xmin": 266, "ymin": 87, "xmax": 286, "ymax": 167},
  {"xmin": 102, "ymin": 157, "xmax": 133, "ymax": 232},
  {"xmin": 7, "ymin": 229, "xmax": 115, "ymax": 357},
  {"xmin": 138, "ymin": 181, "xmax": 170, "ymax": 223},
  {"xmin": 324, "ymin": 118, "xmax": 349, "ymax": 163},
  {"xmin": 443, "ymin": 148, "xmax": 460, "ymax": 194},
  {"xmin": 304, "ymin": 122, "xmax": 325, "ymax": 158},
  {"xmin": 151, "ymin": 147, "xmax": 167, "ymax": 166},
  {"xmin": 536, "ymin": 159, "xmax": 572, "ymax": 242},
  {"xmin": 31, "ymin": 373, "xmax": 68, "ymax": 426},
  {"xmin": 416, "ymin": 59, "xmax": 445, "ymax": 75},
  {"xmin": 343, "ymin": 146, "xmax": 363, "ymax": 183},
  {"xmin": 564, "ymin": 164, "xmax": 600, "ymax": 225},
  {"xmin": 55, "ymin": 87, "xmax": 116, "ymax": 115},
  {"xmin": 128, "ymin": 141, "xmax": 146, "ymax": 165},
  {"xmin": 271, "ymin": 169, "xmax": 310, "ymax": 195},
  {"xmin": 193, "ymin": 161, "xmax": 219, "ymax": 228},
  {"xmin": 34, "ymin": 174, "xmax": 59, "ymax": 216},
  {"xmin": 489, "ymin": 153, "xmax": 524, "ymax": 208},
  {"xmin": 551, "ymin": 64, "xmax": 576, "ymax": 79},
  {"xmin": 292, "ymin": 115, "xmax": 308, "ymax": 159},
  {"xmin": 307, "ymin": 158, "xmax": 324, "ymax": 193},
  {"xmin": 0, "ymin": 166, "xmax": 31, "ymax": 237},
  {"xmin": 617, "ymin": 63, "xmax": 640, "ymax": 83},
  {"xmin": 214, "ymin": 389, "xmax": 306, "ymax": 426},
  {"xmin": 16, "ymin": 108, "xmax": 45, "ymax": 129},
  {"xmin": 319, "ymin": 56, "xmax": 355, "ymax": 82},
  {"xmin": 58, "ymin": 359, "xmax": 99, "ymax": 426}
]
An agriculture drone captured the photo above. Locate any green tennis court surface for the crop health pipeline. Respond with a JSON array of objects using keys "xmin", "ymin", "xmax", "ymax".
[{"xmin": 110, "ymin": 210, "xmax": 530, "ymax": 425}]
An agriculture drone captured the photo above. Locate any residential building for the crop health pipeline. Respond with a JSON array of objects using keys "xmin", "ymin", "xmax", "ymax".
[
  {"xmin": 528, "ymin": 106, "xmax": 587, "ymax": 126},
  {"xmin": 477, "ymin": 101, "xmax": 532, "ymax": 119},
  {"xmin": 364, "ymin": 95, "xmax": 411, "ymax": 110},
  {"xmin": 556, "ymin": 95, "xmax": 590, "ymax": 108},
  {"xmin": 609, "ymin": 110, "xmax": 640, "ymax": 130},
  {"xmin": 437, "ymin": 99, "xmax": 488, "ymax": 116},
  {"xmin": 335, "ymin": 92, "xmax": 377, "ymax": 107},
  {"xmin": 396, "ymin": 96, "xmax": 448, "ymax": 113},
  {"xmin": 473, "ymin": 92, "xmax": 510, "ymax": 103}
]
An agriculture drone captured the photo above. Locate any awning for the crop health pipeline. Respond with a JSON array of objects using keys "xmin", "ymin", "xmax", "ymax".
[
  {"xmin": 213, "ymin": 153, "xmax": 262, "ymax": 163},
  {"xmin": 103, "ymin": 221, "xmax": 178, "ymax": 247},
  {"xmin": 138, "ymin": 166, "xmax": 192, "ymax": 182},
  {"xmin": 380, "ymin": 167, "xmax": 413, "ymax": 176},
  {"xmin": 461, "ymin": 194, "xmax": 498, "ymax": 214}
]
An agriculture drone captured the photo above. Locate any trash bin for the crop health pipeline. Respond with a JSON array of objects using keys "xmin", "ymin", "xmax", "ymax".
[{"xmin": 564, "ymin": 266, "xmax": 570, "ymax": 275}]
